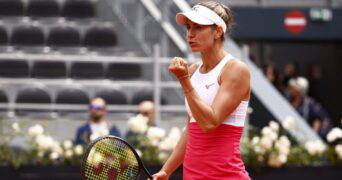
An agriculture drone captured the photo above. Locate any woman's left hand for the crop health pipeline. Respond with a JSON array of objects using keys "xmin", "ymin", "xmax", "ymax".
[{"xmin": 169, "ymin": 57, "xmax": 189, "ymax": 80}]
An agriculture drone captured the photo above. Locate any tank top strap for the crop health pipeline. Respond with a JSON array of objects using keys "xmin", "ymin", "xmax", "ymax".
[{"xmin": 214, "ymin": 54, "xmax": 234, "ymax": 73}]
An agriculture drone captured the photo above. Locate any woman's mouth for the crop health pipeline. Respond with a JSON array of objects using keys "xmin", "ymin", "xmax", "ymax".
[{"xmin": 189, "ymin": 42, "xmax": 196, "ymax": 47}]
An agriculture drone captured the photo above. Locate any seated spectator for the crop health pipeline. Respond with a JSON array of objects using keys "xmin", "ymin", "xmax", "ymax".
[
  {"xmin": 126, "ymin": 100, "xmax": 155, "ymax": 145},
  {"xmin": 287, "ymin": 77, "xmax": 332, "ymax": 138},
  {"xmin": 75, "ymin": 97, "xmax": 121, "ymax": 145},
  {"xmin": 282, "ymin": 63, "xmax": 299, "ymax": 88},
  {"xmin": 263, "ymin": 63, "xmax": 283, "ymax": 93}
]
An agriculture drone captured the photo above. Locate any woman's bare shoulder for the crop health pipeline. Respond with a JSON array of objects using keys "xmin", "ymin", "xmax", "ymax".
[
  {"xmin": 219, "ymin": 59, "xmax": 250, "ymax": 84},
  {"xmin": 224, "ymin": 59, "xmax": 249, "ymax": 76}
]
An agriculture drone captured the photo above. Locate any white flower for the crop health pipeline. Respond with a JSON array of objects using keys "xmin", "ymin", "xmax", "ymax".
[
  {"xmin": 159, "ymin": 138, "xmax": 175, "ymax": 151},
  {"xmin": 305, "ymin": 140, "xmax": 326, "ymax": 156},
  {"xmin": 335, "ymin": 144, "xmax": 342, "ymax": 159},
  {"xmin": 262, "ymin": 126, "xmax": 278, "ymax": 142},
  {"xmin": 326, "ymin": 127, "xmax": 342, "ymax": 143},
  {"xmin": 28, "ymin": 124, "xmax": 44, "ymax": 137},
  {"xmin": 50, "ymin": 152, "xmax": 60, "ymax": 160},
  {"xmin": 260, "ymin": 136, "xmax": 273, "ymax": 150},
  {"xmin": 269, "ymin": 121, "xmax": 279, "ymax": 132},
  {"xmin": 38, "ymin": 151, "xmax": 45, "ymax": 158},
  {"xmin": 253, "ymin": 145, "xmax": 265, "ymax": 155},
  {"xmin": 36, "ymin": 135, "xmax": 54, "ymax": 151},
  {"xmin": 147, "ymin": 127, "xmax": 166, "ymax": 144},
  {"xmin": 251, "ymin": 136, "xmax": 260, "ymax": 145},
  {"xmin": 282, "ymin": 116, "xmax": 296, "ymax": 130},
  {"xmin": 275, "ymin": 136, "xmax": 291, "ymax": 155},
  {"xmin": 269, "ymin": 131, "xmax": 278, "ymax": 142},
  {"xmin": 135, "ymin": 149, "xmax": 142, "ymax": 157},
  {"xmin": 247, "ymin": 107, "xmax": 253, "ymax": 114},
  {"xmin": 168, "ymin": 127, "xmax": 181, "ymax": 141},
  {"xmin": 261, "ymin": 127, "xmax": 272, "ymax": 137},
  {"xmin": 12, "ymin": 122, "xmax": 20, "ymax": 133},
  {"xmin": 158, "ymin": 152, "xmax": 168, "ymax": 161},
  {"xmin": 279, "ymin": 136, "xmax": 291, "ymax": 148},
  {"xmin": 278, "ymin": 154, "xmax": 288, "ymax": 164},
  {"xmin": 268, "ymin": 153, "xmax": 282, "ymax": 168},
  {"xmin": 63, "ymin": 140, "xmax": 73, "ymax": 150},
  {"xmin": 51, "ymin": 141, "xmax": 63, "ymax": 154},
  {"xmin": 74, "ymin": 145, "xmax": 84, "ymax": 156},
  {"xmin": 128, "ymin": 114, "xmax": 148, "ymax": 134},
  {"xmin": 64, "ymin": 149, "xmax": 74, "ymax": 159}
]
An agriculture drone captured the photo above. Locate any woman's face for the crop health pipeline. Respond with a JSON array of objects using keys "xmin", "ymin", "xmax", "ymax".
[{"xmin": 186, "ymin": 20, "xmax": 217, "ymax": 52}]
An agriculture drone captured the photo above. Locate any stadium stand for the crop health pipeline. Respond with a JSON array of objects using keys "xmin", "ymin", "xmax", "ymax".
[
  {"xmin": 10, "ymin": 23, "xmax": 45, "ymax": 47},
  {"xmin": 70, "ymin": 62, "xmax": 105, "ymax": 79},
  {"xmin": 61, "ymin": 0, "xmax": 95, "ymax": 19},
  {"xmin": 0, "ymin": 0, "xmax": 24, "ymax": 17},
  {"xmin": 0, "ymin": 59, "xmax": 29, "ymax": 78},
  {"xmin": 106, "ymin": 63, "xmax": 142, "ymax": 80},
  {"xmin": 26, "ymin": 0, "xmax": 60, "ymax": 18},
  {"xmin": 47, "ymin": 24, "xmax": 82, "ymax": 48},
  {"xmin": 95, "ymin": 88, "xmax": 128, "ymax": 105},
  {"xmin": 32, "ymin": 60, "xmax": 67, "ymax": 79}
]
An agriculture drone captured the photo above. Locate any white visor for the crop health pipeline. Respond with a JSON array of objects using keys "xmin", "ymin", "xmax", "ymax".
[{"xmin": 176, "ymin": 5, "xmax": 227, "ymax": 33}]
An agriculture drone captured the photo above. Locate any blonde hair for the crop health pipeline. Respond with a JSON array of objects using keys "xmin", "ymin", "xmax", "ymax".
[{"xmin": 198, "ymin": 1, "xmax": 234, "ymax": 40}]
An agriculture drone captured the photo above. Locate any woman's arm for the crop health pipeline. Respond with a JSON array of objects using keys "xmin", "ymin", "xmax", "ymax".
[
  {"xmin": 170, "ymin": 58, "xmax": 250, "ymax": 133},
  {"xmin": 152, "ymin": 118, "xmax": 189, "ymax": 180},
  {"xmin": 162, "ymin": 122, "xmax": 188, "ymax": 175}
]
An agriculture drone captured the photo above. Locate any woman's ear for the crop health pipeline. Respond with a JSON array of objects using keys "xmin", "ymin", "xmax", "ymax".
[{"xmin": 214, "ymin": 26, "xmax": 224, "ymax": 40}]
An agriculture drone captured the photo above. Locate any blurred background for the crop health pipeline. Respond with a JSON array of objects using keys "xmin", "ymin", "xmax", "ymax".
[{"xmin": 0, "ymin": 0, "xmax": 341, "ymax": 179}]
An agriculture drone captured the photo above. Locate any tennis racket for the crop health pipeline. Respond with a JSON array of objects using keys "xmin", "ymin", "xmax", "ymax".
[{"xmin": 81, "ymin": 135, "xmax": 153, "ymax": 180}]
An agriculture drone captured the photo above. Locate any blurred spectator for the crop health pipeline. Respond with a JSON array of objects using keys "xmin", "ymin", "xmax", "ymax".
[
  {"xmin": 307, "ymin": 64, "xmax": 323, "ymax": 102},
  {"xmin": 282, "ymin": 63, "xmax": 299, "ymax": 88},
  {"xmin": 287, "ymin": 77, "xmax": 332, "ymax": 138},
  {"xmin": 263, "ymin": 63, "xmax": 283, "ymax": 92},
  {"xmin": 75, "ymin": 97, "xmax": 121, "ymax": 145},
  {"xmin": 126, "ymin": 101, "xmax": 155, "ymax": 144}
]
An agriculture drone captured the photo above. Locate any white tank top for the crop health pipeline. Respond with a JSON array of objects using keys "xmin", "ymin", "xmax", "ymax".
[{"xmin": 185, "ymin": 54, "xmax": 249, "ymax": 127}]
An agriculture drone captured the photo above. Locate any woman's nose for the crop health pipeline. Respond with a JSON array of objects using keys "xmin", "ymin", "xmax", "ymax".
[{"xmin": 187, "ymin": 29, "xmax": 195, "ymax": 39}]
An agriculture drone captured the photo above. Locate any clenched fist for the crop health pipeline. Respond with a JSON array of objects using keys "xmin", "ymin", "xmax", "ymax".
[{"xmin": 169, "ymin": 57, "xmax": 189, "ymax": 80}]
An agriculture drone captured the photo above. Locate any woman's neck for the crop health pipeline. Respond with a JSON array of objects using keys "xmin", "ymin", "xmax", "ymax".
[{"xmin": 200, "ymin": 44, "xmax": 227, "ymax": 73}]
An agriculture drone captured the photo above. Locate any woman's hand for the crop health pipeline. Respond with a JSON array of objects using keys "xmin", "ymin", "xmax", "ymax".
[
  {"xmin": 169, "ymin": 57, "xmax": 189, "ymax": 80},
  {"xmin": 152, "ymin": 170, "xmax": 169, "ymax": 180}
]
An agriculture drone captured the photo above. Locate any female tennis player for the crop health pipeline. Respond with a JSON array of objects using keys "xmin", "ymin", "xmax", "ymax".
[{"xmin": 153, "ymin": 1, "xmax": 251, "ymax": 180}]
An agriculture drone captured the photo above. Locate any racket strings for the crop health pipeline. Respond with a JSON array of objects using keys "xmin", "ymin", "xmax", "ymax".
[{"xmin": 84, "ymin": 138, "xmax": 140, "ymax": 180}]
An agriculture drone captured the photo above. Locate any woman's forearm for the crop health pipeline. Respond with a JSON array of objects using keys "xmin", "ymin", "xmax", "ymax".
[
  {"xmin": 179, "ymin": 79, "xmax": 218, "ymax": 132},
  {"xmin": 161, "ymin": 128, "xmax": 188, "ymax": 175}
]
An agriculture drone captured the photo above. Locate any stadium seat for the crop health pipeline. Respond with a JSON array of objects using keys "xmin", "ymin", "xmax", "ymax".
[
  {"xmin": 0, "ymin": 89, "xmax": 8, "ymax": 111},
  {"xmin": 106, "ymin": 63, "xmax": 142, "ymax": 80},
  {"xmin": 16, "ymin": 86, "xmax": 51, "ymax": 104},
  {"xmin": 95, "ymin": 88, "xmax": 128, "ymax": 105},
  {"xmin": 10, "ymin": 24, "xmax": 45, "ymax": 46},
  {"xmin": 70, "ymin": 62, "xmax": 104, "ymax": 79},
  {"xmin": 131, "ymin": 88, "xmax": 167, "ymax": 105},
  {"xmin": 0, "ymin": 25, "xmax": 8, "ymax": 45},
  {"xmin": 47, "ymin": 25, "xmax": 81, "ymax": 47},
  {"xmin": 26, "ymin": 0, "xmax": 60, "ymax": 18},
  {"xmin": 84, "ymin": 25, "xmax": 117, "ymax": 48},
  {"xmin": 56, "ymin": 87, "xmax": 89, "ymax": 104},
  {"xmin": 0, "ymin": 0, "xmax": 24, "ymax": 17},
  {"xmin": 0, "ymin": 59, "xmax": 29, "ymax": 78},
  {"xmin": 32, "ymin": 61, "xmax": 67, "ymax": 79},
  {"xmin": 61, "ymin": 0, "xmax": 95, "ymax": 19},
  {"xmin": 15, "ymin": 85, "xmax": 52, "ymax": 114}
]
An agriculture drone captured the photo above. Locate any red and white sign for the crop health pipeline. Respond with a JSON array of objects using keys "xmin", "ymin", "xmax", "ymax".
[{"xmin": 284, "ymin": 11, "xmax": 307, "ymax": 34}]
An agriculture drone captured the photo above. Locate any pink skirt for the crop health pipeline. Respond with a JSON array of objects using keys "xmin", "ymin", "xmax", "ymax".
[{"xmin": 183, "ymin": 123, "xmax": 251, "ymax": 180}]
